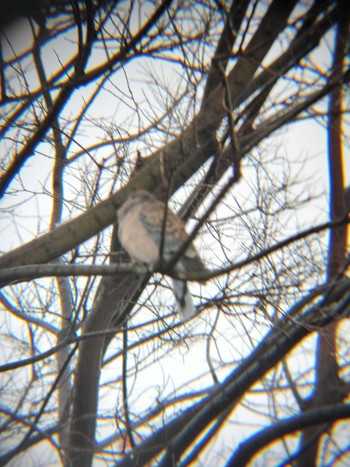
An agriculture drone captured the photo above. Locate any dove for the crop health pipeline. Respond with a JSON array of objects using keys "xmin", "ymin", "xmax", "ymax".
[{"xmin": 117, "ymin": 190, "xmax": 206, "ymax": 320}]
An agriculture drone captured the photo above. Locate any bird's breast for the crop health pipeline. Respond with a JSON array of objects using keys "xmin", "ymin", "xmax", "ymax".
[{"xmin": 118, "ymin": 210, "xmax": 160, "ymax": 264}]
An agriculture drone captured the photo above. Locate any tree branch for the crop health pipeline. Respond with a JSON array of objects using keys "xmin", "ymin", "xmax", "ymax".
[{"xmin": 226, "ymin": 404, "xmax": 350, "ymax": 467}]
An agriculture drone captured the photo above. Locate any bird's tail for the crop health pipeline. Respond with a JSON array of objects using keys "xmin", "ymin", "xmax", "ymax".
[{"xmin": 172, "ymin": 279, "xmax": 196, "ymax": 321}]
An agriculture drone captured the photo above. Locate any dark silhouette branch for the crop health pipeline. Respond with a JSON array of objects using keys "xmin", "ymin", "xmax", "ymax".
[
  {"xmin": 226, "ymin": 404, "xmax": 350, "ymax": 467},
  {"xmin": 117, "ymin": 281, "xmax": 350, "ymax": 466},
  {"xmin": 1, "ymin": 215, "xmax": 349, "ymax": 286},
  {"xmin": 296, "ymin": 6, "xmax": 350, "ymax": 464}
]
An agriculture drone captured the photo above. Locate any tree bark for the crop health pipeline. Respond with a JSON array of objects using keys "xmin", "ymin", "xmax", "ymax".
[{"xmin": 296, "ymin": 7, "xmax": 350, "ymax": 465}]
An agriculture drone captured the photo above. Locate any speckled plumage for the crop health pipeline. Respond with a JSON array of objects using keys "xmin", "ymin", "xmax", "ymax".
[{"xmin": 117, "ymin": 190, "xmax": 206, "ymax": 320}]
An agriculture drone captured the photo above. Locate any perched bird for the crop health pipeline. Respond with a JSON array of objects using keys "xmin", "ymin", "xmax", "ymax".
[{"xmin": 117, "ymin": 190, "xmax": 206, "ymax": 320}]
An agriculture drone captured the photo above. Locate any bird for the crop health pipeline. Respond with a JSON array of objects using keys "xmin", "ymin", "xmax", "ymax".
[{"xmin": 117, "ymin": 190, "xmax": 206, "ymax": 320}]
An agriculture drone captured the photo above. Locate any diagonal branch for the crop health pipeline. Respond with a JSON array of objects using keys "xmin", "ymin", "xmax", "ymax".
[
  {"xmin": 117, "ymin": 280, "xmax": 350, "ymax": 467},
  {"xmin": 1, "ymin": 215, "xmax": 349, "ymax": 285},
  {"xmin": 0, "ymin": 0, "xmax": 173, "ymax": 198},
  {"xmin": 0, "ymin": 1, "xmax": 342, "ymax": 275},
  {"xmin": 226, "ymin": 404, "xmax": 350, "ymax": 467}
]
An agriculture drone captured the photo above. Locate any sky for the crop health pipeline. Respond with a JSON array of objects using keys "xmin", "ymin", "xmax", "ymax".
[{"xmin": 1, "ymin": 2, "xmax": 349, "ymax": 465}]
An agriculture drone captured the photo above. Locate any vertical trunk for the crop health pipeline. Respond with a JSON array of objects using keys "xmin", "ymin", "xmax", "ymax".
[
  {"xmin": 296, "ymin": 9, "xmax": 350, "ymax": 465},
  {"xmin": 68, "ymin": 273, "xmax": 147, "ymax": 466}
]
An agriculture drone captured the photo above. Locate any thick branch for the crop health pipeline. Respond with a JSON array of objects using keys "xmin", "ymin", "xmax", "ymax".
[
  {"xmin": 0, "ymin": 1, "xmax": 343, "ymax": 275},
  {"xmin": 297, "ymin": 6, "xmax": 350, "ymax": 465},
  {"xmin": 201, "ymin": 0, "xmax": 250, "ymax": 102},
  {"xmin": 226, "ymin": 404, "xmax": 350, "ymax": 467},
  {"xmin": 0, "ymin": 0, "xmax": 173, "ymax": 198},
  {"xmin": 1, "ymin": 216, "xmax": 349, "ymax": 285},
  {"xmin": 118, "ymin": 280, "xmax": 350, "ymax": 466}
]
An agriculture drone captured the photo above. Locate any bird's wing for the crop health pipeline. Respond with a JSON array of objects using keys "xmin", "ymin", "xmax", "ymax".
[{"xmin": 139, "ymin": 201, "xmax": 188, "ymax": 256}]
